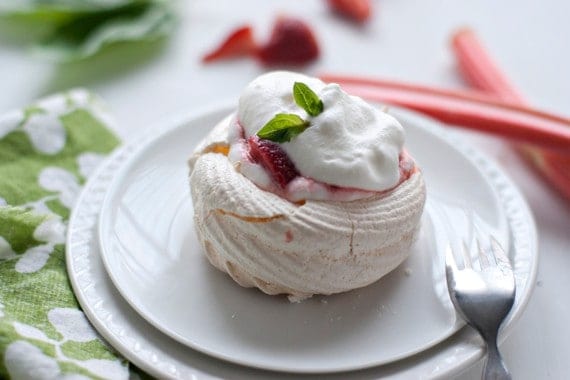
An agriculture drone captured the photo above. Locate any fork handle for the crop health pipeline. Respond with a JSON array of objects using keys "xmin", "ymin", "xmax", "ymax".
[{"xmin": 483, "ymin": 338, "xmax": 511, "ymax": 380}]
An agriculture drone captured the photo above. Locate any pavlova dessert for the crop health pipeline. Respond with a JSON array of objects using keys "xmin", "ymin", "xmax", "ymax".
[{"xmin": 189, "ymin": 71, "xmax": 426, "ymax": 302}]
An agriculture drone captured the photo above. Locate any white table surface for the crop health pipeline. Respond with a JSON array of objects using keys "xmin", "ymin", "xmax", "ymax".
[{"xmin": 1, "ymin": 0, "xmax": 569, "ymax": 378}]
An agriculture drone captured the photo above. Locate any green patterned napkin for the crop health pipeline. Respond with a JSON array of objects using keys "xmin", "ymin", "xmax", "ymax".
[{"xmin": 0, "ymin": 90, "xmax": 137, "ymax": 379}]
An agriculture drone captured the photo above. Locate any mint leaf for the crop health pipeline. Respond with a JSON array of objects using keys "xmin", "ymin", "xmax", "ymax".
[
  {"xmin": 293, "ymin": 82, "xmax": 323, "ymax": 117},
  {"xmin": 257, "ymin": 113, "xmax": 310, "ymax": 143}
]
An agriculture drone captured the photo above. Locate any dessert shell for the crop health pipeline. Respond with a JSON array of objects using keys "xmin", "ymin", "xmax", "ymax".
[{"xmin": 189, "ymin": 116, "xmax": 426, "ymax": 301}]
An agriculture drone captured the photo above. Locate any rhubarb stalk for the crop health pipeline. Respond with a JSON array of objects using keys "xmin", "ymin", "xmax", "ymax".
[
  {"xmin": 319, "ymin": 74, "xmax": 570, "ymax": 154},
  {"xmin": 451, "ymin": 28, "xmax": 570, "ymax": 200}
]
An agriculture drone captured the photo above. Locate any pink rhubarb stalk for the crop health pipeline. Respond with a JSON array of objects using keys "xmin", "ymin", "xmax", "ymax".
[
  {"xmin": 319, "ymin": 74, "xmax": 570, "ymax": 154},
  {"xmin": 451, "ymin": 27, "xmax": 570, "ymax": 200}
]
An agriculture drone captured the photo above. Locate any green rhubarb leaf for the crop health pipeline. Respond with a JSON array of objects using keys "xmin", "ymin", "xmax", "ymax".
[
  {"xmin": 293, "ymin": 81, "xmax": 324, "ymax": 117},
  {"xmin": 33, "ymin": 1, "xmax": 175, "ymax": 62},
  {"xmin": 257, "ymin": 113, "xmax": 310, "ymax": 143},
  {"xmin": 0, "ymin": 0, "xmax": 144, "ymax": 17},
  {"xmin": 0, "ymin": 0, "xmax": 144, "ymax": 19}
]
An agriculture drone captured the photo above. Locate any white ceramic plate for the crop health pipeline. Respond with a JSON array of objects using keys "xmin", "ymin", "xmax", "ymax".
[
  {"xmin": 67, "ymin": 105, "xmax": 537, "ymax": 379},
  {"xmin": 96, "ymin": 105, "xmax": 511, "ymax": 374}
]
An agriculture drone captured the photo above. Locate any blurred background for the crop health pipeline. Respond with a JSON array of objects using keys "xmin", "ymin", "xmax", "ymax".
[
  {"xmin": 1, "ymin": 0, "xmax": 569, "ymax": 137},
  {"xmin": 1, "ymin": 1, "xmax": 569, "ymax": 378}
]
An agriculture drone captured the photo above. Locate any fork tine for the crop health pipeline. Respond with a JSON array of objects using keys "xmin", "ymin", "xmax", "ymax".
[
  {"xmin": 490, "ymin": 236, "xmax": 511, "ymax": 270},
  {"xmin": 476, "ymin": 239, "xmax": 491, "ymax": 269},
  {"xmin": 461, "ymin": 241, "xmax": 473, "ymax": 269},
  {"xmin": 445, "ymin": 244, "xmax": 458, "ymax": 272}
]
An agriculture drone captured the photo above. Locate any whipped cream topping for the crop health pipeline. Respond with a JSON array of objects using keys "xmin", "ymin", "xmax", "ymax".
[{"xmin": 237, "ymin": 71, "xmax": 405, "ymax": 192}]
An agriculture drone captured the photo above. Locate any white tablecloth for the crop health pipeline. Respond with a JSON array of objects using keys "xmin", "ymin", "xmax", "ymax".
[{"xmin": 1, "ymin": 1, "xmax": 568, "ymax": 378}]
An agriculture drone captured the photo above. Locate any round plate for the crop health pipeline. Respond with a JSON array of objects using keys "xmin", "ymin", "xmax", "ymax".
[
  {"xmin": 67, "ymin": 105, "xmax": 537, "ymax": 379},
  {"xmin": 96, "ymin": 106, "xmax": 510, "ymax": 373}
]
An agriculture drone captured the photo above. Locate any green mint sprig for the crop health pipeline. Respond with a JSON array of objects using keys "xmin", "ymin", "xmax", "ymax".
[
  {"xmin": 293, "ymin": 82, "xmax": 324, "ymax": 116},
  {"xmin": 256, "ymin": 114, "xmax": 310, "ymax": 142},
  {"xmin": 257, "ymin": 81, "xmax": 324, "ymax": 143}
]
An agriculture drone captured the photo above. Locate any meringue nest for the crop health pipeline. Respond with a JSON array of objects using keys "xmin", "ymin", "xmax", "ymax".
[{"xmin": 189, "ymin": 117, "xmax": 426, "ymax": 302}]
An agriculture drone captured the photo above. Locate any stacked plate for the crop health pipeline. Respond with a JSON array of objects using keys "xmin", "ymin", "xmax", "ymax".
[{"xmin": 66, "ymin": 105, "xmax": 538, "ymax": 379}]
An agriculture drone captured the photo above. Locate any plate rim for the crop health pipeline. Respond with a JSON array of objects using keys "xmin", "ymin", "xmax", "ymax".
[{"xmin": 67, "ymin": 103, "xmax": 538, "ymax": 379}]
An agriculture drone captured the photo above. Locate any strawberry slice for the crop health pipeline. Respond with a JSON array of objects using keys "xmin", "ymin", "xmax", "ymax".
[
  {"xmin": 202, "ymin": 26, "xmax": 258, "ymax": 63},
  {"xmin": 327, "ymin": 0, "xmax": 372, "ymax": 23},
  {"xmin": 247, "ymin": 136, "xmax": 299, "ymax": 188},
  {"xmin": 257, "ymin": 16, "xmax": 320, "ymax": 66}
]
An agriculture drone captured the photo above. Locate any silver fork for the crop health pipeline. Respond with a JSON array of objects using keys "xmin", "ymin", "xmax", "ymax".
[{"xmin": 445, "ymin": 237, "xmax": 516, "ymax": 380}]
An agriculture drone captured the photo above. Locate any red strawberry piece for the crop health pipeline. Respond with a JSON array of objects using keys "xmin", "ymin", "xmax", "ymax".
[
  {"xmin": 257, "ymin": 16, "xmax": 320, "ymax": 66},
  {"xmin": 247, "ymin": 136, "xmax": 299, "ymax": 188},
  {"xmin": 327, "ymin": 0, "xmax": 372, "ymax": 23},
  {"xmin": 202, "ymin": 25, "xmax": 258, "ymax": 63}
]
